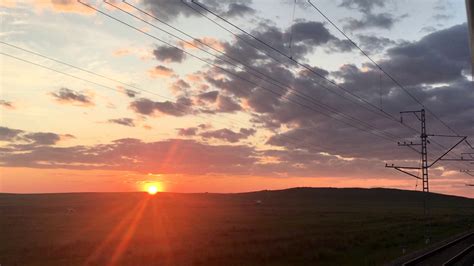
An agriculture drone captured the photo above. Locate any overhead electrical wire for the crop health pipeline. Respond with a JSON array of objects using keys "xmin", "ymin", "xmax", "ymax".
[
  {"xmin": 120, "ymin": 0, "xmax": 410, "ymax": 141},
  {"xmin": 115, "ymin": 1, "xmax": 472, "ymax": 165},
  {"xmin": 185, "ymin": 0, "xmax": 426, "ymax": 136},
  {"xmin": 306, "ymin": 0, "xmax": 469, "ymax": 140},
  {"xmin": 188, "ymin": 0, "xmax": 472, "ymax": 167},
  {"xmin": 0, "ymin": 48, "xmax": 250, "ymax": 138},
  {"xmin": 0, "ymin": 49, "xmax": 343, "ymax": 154},
  {"xmin": 1, "ymin": 2, "xmax": 466, "ymax": 179},
  {"xmin": 306, "ymin": 0, "xmax": 473, "ymax": 167},
  {"xmin": 78, "ymin": 0, "xmax": 401, "ymax": 143}
]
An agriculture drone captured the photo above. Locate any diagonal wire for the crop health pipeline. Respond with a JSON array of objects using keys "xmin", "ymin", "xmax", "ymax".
[{"xmin": 79, "ymin": 0, "xmax": 400, "ymax": 142}]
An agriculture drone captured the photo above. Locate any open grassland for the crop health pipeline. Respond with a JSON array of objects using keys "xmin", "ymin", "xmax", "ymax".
[{"xmin": 1, "ymin": 188, "xmax": 473, "ymax": 265}]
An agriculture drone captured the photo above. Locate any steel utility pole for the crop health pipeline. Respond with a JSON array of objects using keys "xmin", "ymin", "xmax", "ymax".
[
  {"xmin": 386, "ymin": 110, "xmax": 431, "ymax": 192},
  {"xmin": 420, "ymin": 110, "xmax": 429, "ymax": 192},
  {"xmin": 385, "ymin": 109, "xmax": 467, "ymax": 244}
]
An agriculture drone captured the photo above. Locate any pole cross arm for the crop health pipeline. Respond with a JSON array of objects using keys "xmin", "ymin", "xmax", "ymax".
[
  {"xmin": 385, "ymin": 164, "xmax": 422, "ymax": 179},
  {"xmin": 398, "ymin": 141, "xmax": 422, "ymax": 146},
  {"xmin": 427, "ymin": 134, "xmax": 464, "ymax": 138},
  {"xmin": 400, "ymin": 110, "xmax": 422, "ymax": 122}
]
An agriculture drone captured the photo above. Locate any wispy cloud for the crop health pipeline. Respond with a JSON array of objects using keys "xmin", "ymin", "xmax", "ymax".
[
  {"xmin": 0, "ymin": 100, "xmax": 15, "ymax": 109},
  {"xmin": 108, "ymin": 118, "xmax": 136, "ymax": 127}
]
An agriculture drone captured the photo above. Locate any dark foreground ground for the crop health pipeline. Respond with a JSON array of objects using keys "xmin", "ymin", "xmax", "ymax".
[{"xmin": 1, "ymin": 188, "xmax": 473, "ymax": 266}]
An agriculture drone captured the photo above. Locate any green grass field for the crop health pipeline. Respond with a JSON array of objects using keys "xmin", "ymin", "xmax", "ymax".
[{"xmin": 1, "ymin": 188, "xmax": 473, "ymax": 265}]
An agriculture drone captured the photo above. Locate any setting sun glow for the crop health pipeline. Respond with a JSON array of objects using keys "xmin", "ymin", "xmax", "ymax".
[{"xmin": 147, "ymin": 185, "xmax": 159, "ymax": 195}]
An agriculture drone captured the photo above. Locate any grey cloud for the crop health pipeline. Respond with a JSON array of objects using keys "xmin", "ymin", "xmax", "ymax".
[
  {"xmin": 433, "ymin": 0, "xmax": 454, "ymax": 21},
  {"xmin": 177, "ymin": 127, "xmax": 199, "ymax": 136},
  {"xmin": 215, "ymin": 20, "xmax": 341, "ymax": 67},
  {"xmin": 0, "ymin": 126, "xmax": 23, "ymax": 141},
  {"xmin": 130, "ymin": 97, "xmax": 193, "ymax": 116},
  {"xmin": 118, "ymin": 86, "xmax": 139, "ymax": 98},
  {"xmin": 290, "ymin": 21, "xmax": 334, "ymax": 46},
  {"xmin": 338, "ymin": 0, "xmax": 406, "ymax": 31},
  {"xmin": 108, "ymin": 118, "xmax": 135, "ymax": 127},
  {"xmin": 22, "ymin": 132, "xmax": 61, "ymax": 146},
  {"xmin": 1, "ymin": 124, "xmax": 468, "ymax": 179},
  {"xmin": 336, "ymin": 24, "xmax": 470, "ymax": 90},
  {"xmin": 197, "ymin": 90, "xmax": 219, "ymax": 102},
  {"xmin": 327, "ymin": 39, "xmax": 354, "ymax": 53},
  {"xmin": 202, "ymin": 20, "xmax": 473, "ymax": 171},
  {"xmin": 380, "ymin": 23, "xmax": 469, "ymax": 85},
  {"xmin": 50, "ymin": 88, "xmax": 93, "ymax": 106},
  {"xmin": 0, "ymin": 126, "xmax": 71, "ymax": 146},
  {"xmin": 142, "ymin": 0, "xmax": 254, "ymax": 22},
  {"xmin": 344, "ymin": 13, "xmax": 399, "ymax": 31},
  {"xmin": 338, "ymin": 0, "xmax": 385, "ymax": 13},
  {"xmin": 200, "ymin": 128, "xmax": 256, "ymax": 143},
  {"xmin": 153, "ymin": 45, "xmax": 185, "ymax": 63},
  {"xmin": 0, "ymin": 135, "xmax": 418, "ymax": 179},
  {"xmin": 217, "ymin": 95, "xmax": 241, "ymax": 112},
  {"xmin": 0, "ymin": 138, "xmax": 258, "ymax": 175},
  {"xmin": 356, "ymin": 34, "xmax": 396, "ymax": 52},
  {"xmin": 224, "ymin": 3, "xmax": 255, "ymax": 17},
  {"xmin": 125, "ymin": 89, "xmax": 138, "ymax": 98}
]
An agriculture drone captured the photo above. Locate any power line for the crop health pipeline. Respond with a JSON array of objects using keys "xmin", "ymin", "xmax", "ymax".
[
  {"xmin": 0, "ymin": 43, "xmax": 343, "ymax": 155},
  {"xmin": 113, "ymin": 1, "xmax": 471, "ymax": 170},
  {"xmin": 306, "ymin": 0, "xmax": 466, "ymax": 138},
  {"xmin": 0, "ymin": 50, "xmax": 247, "ymax": 136},
  {"xmin": 118, "ymin": 1, "xmax": 474, "ymax": 169},
  {"xmin": 79, "ymin": 1, "xmax": 401, "ymax": 142},
  {"xmin": 0, "ymin": 41, "xmax": 166, "ymax": 100},
  {"xmin": 121, "ymin": 0, "xmax": 411, "ymax": 141},
  {"xmin": 186, "ymin": 0, "xmax": 425, "ymax": 137},
  {"xmin": 187, "ymin": 0, "xmax": 474, "ymax": 168},
  {"xmin": 180, "ymin": 0, "xmax": 288, "ymax": 65}
]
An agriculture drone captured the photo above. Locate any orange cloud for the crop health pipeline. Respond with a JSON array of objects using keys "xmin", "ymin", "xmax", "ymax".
[
  {"xmin": 30, "ymin": 0, "xmax": 95, "ymax": 15},
  {"xmin": 180, "ymin": 37, "xmax": 225, "ymax": 52},
  {"xmin": 0, "ymin": 0, "xmax": 16, "ymax": 7},
  {"xmin": 148, "ymin": 65, "xmax": 175, "ymax": 78},
  {"xmin": 113, "ymin": 48, "xmax": 132, "ymax": 57},
  {"xmin": 185, "ymin": 73, "xmax": 203, "ymax": 83}
]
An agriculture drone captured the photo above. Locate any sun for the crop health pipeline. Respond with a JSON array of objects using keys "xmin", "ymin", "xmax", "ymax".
[
  {"xmin": 143, "ymin": 182, "xmax": 164, "ymax": 195},
  {"xmin": 147, "ymin": 185, "xmax": 159, "ymax": 195}
]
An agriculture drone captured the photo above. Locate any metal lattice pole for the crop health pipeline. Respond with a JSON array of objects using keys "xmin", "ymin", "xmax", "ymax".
[
  {"xmin": 386, "ymin": 109, "xmax": 467, "ymax": 245},
  {"xmin": 421, "ymin": 109, "xmax": 429, "ymax": 193}
]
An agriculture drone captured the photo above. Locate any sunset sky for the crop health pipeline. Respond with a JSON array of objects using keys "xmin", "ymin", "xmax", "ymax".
[{"xmin": 1, "ymin": 0, "xmax": 473, "ymax": 197}]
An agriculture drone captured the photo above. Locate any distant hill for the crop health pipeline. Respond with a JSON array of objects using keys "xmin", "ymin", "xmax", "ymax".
[{"xmin": 238, "ymin": 187, "xmax": 473, "ymax": 201}]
